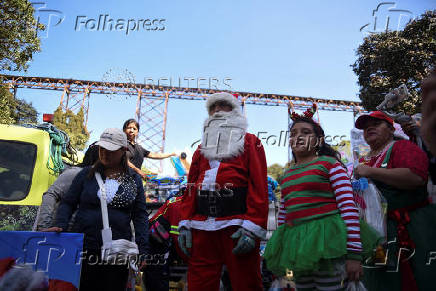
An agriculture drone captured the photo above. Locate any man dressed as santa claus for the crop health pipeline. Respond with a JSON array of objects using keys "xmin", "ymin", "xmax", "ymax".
[{"xmin": 178, "ymin": 92, "xmax": 268, "ymax": 291}]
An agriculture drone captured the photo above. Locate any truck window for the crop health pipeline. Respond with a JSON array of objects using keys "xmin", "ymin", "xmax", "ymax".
[{"xmin": 0, "ymin": 140, "xmax": 37, "ymax": 201}]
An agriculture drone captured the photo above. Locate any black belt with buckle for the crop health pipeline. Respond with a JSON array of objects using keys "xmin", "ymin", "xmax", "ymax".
[{"xmin": 196, "ymin": 187, "xmax": 247, "ymax": 217}]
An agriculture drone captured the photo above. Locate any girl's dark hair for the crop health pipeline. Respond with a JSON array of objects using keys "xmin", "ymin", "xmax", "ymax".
[
  {"xmin": 87, "ymin": 148, "xmax": 129, "ymax": 178},
  {"xmin": 123, "ymin": 119, "xmax": 140, "ymax": 131},
  {"xmin": 290, "ymin": 117, "xmax": 344, "ymax": 166}
]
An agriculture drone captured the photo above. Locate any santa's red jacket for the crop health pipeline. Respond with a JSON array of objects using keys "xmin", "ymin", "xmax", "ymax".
[{"xmin": 178, "ymin": 133, "xmax": 268, "ymax": 239}]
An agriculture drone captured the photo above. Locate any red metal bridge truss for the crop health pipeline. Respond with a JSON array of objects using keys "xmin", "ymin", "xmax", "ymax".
[{"xmin": 1, "ymin": 74, "xmax": 365, "ymax": 172}]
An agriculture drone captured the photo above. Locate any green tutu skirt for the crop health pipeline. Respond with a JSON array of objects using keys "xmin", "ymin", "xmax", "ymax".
[{"xmin": 263, "ymin": 214, "xmax": 381, "ymax": 277}]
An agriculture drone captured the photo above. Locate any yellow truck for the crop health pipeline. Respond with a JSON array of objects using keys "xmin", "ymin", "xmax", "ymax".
[{"xmin": 0, "ymin": 123, "xmax": 76, "ymax": 230}]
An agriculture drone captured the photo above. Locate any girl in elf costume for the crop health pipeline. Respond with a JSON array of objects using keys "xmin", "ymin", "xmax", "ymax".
[{"xmin": 264, "ymin": 104, "xmax": 379, "ymax": 290}]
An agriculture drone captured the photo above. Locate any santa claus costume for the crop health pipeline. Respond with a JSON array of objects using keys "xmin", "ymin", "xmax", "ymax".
[{"xmin": 177, "ymin": 92, "xmax": 268, "ymax": 291}]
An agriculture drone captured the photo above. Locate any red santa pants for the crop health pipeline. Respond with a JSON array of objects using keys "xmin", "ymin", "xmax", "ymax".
[{"xmin": 187, "ymin": 226, "xmax": 263, "ymax": 291}]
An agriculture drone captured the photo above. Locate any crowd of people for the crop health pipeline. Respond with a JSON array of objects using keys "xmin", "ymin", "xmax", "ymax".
[{"xmin": 36, "ymin": 68, "xmax": 436, "ymax": 291}]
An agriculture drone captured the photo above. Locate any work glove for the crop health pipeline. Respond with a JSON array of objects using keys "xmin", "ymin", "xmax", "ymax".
[
  {"xmin": 178, "ymin": 227, "xmax": 192, "ymax": 257},
  {"xmin": 231, "ymin": 227, "xmax": 256, "ymax": 255}
]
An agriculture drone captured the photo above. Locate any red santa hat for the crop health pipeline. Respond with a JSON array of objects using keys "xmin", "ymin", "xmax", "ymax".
[{"xmin": 206, "ymin": 92, "xmax": 241, "ymax": 115}]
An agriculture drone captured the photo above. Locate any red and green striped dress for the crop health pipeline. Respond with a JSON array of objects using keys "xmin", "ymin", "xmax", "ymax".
[{"xmin": 264, "ymin": 156, "xmax": 378, "ymax": 277}]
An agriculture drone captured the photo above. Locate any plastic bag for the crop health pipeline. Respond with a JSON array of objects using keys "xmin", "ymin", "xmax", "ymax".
[
  {"xmin": 364, "ymin": 182, "xmax": 387, "ymax": 240},
  {"xmin": 345, "ymin": 281, "xmax": 368, "ymax": 291},
  {"xmin": 352, "ymin": 178, "xmax": 387, "ymax": 240}
]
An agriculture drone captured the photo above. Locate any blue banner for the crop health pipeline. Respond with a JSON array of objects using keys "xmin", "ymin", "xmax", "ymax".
[{"xmin": 0, "ymin": 231, "xmax": 83, "ymax": 288}]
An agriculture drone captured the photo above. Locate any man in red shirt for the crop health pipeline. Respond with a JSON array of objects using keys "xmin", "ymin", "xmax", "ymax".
[{"xmin": 177, "ymin": 92, "xmax": 268, "ymax": 291}]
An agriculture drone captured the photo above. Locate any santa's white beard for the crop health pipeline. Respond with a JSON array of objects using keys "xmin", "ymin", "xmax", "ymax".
[{"xmin": 200, "ymin": 110, "xmax": 248, "ymax": 160}]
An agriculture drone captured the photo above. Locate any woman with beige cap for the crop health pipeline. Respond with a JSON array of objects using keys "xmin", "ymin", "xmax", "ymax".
[{"xmin": 44, "ymin": 128, "xmax": 149, "ymax": 291}]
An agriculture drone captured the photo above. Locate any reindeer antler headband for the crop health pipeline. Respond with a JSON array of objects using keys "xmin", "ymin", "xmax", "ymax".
[{"xmin": 288, "ymin": 103, "xmax": 318, "ymax": 121}]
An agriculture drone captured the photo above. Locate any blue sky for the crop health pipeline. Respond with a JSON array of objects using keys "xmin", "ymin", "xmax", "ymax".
[{"xmin": 4, "ymin": 0, "xmax": 435, "ymax": 174}]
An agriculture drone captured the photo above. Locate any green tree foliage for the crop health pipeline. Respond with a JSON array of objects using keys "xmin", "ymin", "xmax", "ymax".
[
  {"xmin": 0, "ymin": 84, "xmax": 38, "ymax": 124},
  {"xmin": 0, "ymin": 86, "xmax": 14, "ymax": 124},
  {"xmin": 53, "ymin": 106, "xmax": 89, "ymax": 150},
  {"xmin": 352, "ymin": 10, "xmax": 436, "ymax": 114},
  {"xmin": 267, "ymin": 163, "xmax": 285, "ymax": 182},
  {"xmin": 11, "ymin": 98, "xmax": 38, "ymax": 124},
  {"xmin": 0, "ymin": 205, "xmax": 38, "ymax": 231},
  {"xmin": 267, "ymin": 163, "xmax": 285, "ymax": 201},
  {"xmin": 0, "ymin": 0, "xmax": 41, "ymax": 124},
  {"xmin": 0, "ymin": 0, "xmax": 45, "ymax": 71}
]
